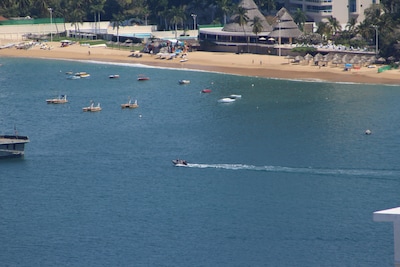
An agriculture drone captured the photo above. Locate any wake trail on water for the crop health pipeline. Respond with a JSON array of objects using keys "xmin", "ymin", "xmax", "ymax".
[{"xmin": 184, "ymin": 163, "xmax": 400, "ymax": 179}]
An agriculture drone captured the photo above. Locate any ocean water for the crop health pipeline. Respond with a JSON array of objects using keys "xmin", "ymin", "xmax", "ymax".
[{"xmin": 0, "ymin": 57, "xmax": 399, "ymax": 267}]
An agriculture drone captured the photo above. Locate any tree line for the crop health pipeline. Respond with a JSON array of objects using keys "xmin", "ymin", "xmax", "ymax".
[{"xmin": 1, "ymin": 0, "xmax": 399, "ymax": 58}]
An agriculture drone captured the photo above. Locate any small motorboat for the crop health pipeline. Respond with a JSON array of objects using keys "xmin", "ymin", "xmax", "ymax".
[
  {"xmin": 172, "ymin": 159, "xmax": 188, "ymax": 166},
  {"xmin": 109, "ymin": 74, "xmax": 120, "ymax": 79},
  {"xmin": 46, "ymin": 94, "xmax": 68, "ymax": 104},
  {"xmin": 67, "ymin": 75, "xmax": 80, "ymax": 80},
  {"xmin": 178, "ymin": 80, "xmax": 190, "ymax": 84},
  {"xmin": 75, "ymin": 72, "xmax": 90, "ymax": 78},
  {"xmin": 121, "ymin": 98, "xmax": 139, "ymax": 109},
  {"xmin": 137, "ymin": 74, "xmax": 149, "ymax": 81},
  {"xmin": 201, "ymin": 89, "xmax": 212, "ymax": 93},
  {"xmin": 218, "ymin": 97, "xmax": 236, "ymax": 103},
  {"xmin": 229, "ymin": 94, "xmax": 242, "ymax": 99},
  {"xmin": 83, "ymin": 101, "xmax": 102, "ymax": 112}
]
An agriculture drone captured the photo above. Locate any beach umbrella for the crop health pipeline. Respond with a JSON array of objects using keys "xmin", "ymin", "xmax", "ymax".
[
  {"xmin": 304, "ymin": 53, "xmax": 313, "ymax": 61},
  {"xmin": 377, "ymin": 57, "xmax": 386, "ymax": 64},
  {"xmin": 341, "ymin": 54, "xmax": 349, "ymax": 63},
  {"xmin": 294, "ymin": 55, "xmax": 303, "ymax": 62},
  {"xmin": 284, "ymin": 55, "xmax": 294, "ymax": 63}
]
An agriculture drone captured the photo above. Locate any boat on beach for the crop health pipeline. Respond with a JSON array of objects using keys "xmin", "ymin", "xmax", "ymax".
[
  {"xmin": 0, "ymin": 134, "xmax": 29, "ymax": 158},
  {"xmin": 46, "ymin": 94, "xmax": 68, "ymax": 104},
  {"xmin": 121, "ymin": 98, "xmax": 139, "ymax": 109},
  {"xmin": 82, "ymin": 101, "xmax": 102, "ymax": 112}
]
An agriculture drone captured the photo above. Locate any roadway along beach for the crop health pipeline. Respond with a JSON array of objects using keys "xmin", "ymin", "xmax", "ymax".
[{"xmin": 1, "ymin": 41, "xmax": 399, "ymax": 85}]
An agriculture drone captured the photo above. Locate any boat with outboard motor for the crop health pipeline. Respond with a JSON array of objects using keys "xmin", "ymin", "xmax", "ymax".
[
  {"xmin": 172, "ymin": 159, "xmax": 188, "ymax": 166},
  {"xmin": 83, "ymin": 101, "xmax": 102, "ymax": 112},
  {"xmin": 121, "ymin": 98, "xmax": 139, "ymax": 109},
  {"xmin": 46, "ymin": 94, "xmax": 68, "ymax": 104}
]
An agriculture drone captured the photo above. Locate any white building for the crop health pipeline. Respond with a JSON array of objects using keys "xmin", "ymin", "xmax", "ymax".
[{"xmin": 287, "ymin": 0, "xmax": 379, "ymax": 26}]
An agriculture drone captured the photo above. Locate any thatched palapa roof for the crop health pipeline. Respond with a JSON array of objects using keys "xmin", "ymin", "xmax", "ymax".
[
  {"xmin": 268, "ymin": 8, "xmax": 302, "ymax": 39},
  {"xmin": 222, "ymin": 0, "xmax": 272, "ymax": 34}
]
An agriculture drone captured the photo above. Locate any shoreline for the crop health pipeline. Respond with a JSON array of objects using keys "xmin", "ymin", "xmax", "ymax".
[{"xmin": 1, "ymin": 42, "xmax": 399, "ymax": 85}]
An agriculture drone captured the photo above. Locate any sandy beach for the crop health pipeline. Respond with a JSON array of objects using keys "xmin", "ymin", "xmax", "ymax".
[{"xmin": 1, "ymin": 41, "xmax": 399, "ymax": 85}]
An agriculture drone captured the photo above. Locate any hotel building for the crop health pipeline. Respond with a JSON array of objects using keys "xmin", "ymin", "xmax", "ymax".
[{"xmin": 287, "ymin": 0, "xmax": 379, "ymax": 26}]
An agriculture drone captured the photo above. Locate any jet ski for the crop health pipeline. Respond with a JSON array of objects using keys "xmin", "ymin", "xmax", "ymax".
[{"xmin": 172, "ymin": 159, "xmax": 188, "ymax": 166}]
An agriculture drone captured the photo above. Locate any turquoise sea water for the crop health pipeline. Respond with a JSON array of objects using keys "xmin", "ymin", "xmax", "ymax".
[{"xmin": 0, "ymin": 57, "xmax": 399, "ymax": 266}]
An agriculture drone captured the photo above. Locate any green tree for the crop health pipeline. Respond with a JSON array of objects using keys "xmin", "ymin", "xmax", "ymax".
[
  {"xmin": 346, "ymin": 17, "xmax": 357, "ymax": 33},
  {"xmin": 233, "ymin": 6, "xmax": 249, "ymax": 52},
  {"xmin": 316, "ymin": 21, "xmax": 329, "ymax": 40},
  {"xmin": 169, "ymin": 5, "xmax": 186, "ymax": 39},
  {"xmin": 215, "ymin": 0, "xmax": 233, "ymax": 25},
  {"xmin": 327, "ymin": 16, "xmax": 341, "ymax": 37},
  {"xmin": 251, "ymin": 16, "xmax": 263, "ymax": 53},
  {"xmin": 293, "ymin": 8, "xmax": 306, "ymax": 31}
]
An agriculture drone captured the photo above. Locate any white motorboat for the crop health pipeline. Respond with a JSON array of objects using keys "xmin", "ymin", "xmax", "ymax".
[
  {"xmin": 172, "ymin": 159, "xmax": 188, "ymax": 166},
  {"xmin": 178, "ymin": 80, "xmax": 190, "ymax": 84},
  {"xmin": 229, "ymin": 94, "xmax": 242, "ymax": 99},
  {"xmin": 218, "ymin": 97, "xmax": 236, "ymax": 103}
]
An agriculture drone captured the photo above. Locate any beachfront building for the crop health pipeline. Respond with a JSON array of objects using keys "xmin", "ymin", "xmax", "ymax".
[
  {"xmin": 287, "ymin": 0, "xmax": 380, "ymax": 27},
  {"xmin": 199, "ymin": 0, "xmax": 301, "ymax": 54},
  {"xmin": 199, "ymin": 0, "xmax": 272, "ymax": 53}
]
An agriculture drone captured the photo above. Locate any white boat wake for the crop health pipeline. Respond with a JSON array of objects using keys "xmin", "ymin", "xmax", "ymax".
[{"xmin": 184, "ymin": 163, "xmax": 400, "ymax": 178}]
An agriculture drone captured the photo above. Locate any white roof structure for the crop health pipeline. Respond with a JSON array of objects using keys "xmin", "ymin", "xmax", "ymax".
[{"xmin": 373, "ymin": 207, "xmax": 400, "ymax": 267}]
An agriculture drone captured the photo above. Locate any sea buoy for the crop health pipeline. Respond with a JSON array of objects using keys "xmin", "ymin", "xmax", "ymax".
[{"xmin": 365, "ymin": 129, "xmax": 372, "ymax": 135}]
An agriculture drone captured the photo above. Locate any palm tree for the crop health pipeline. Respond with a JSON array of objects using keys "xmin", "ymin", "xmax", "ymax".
[
  {"xmin": 346, "ymin": 17, "xmax": 357, "ymax": 33},
  {"xmin": 293, "ymin": 8, "xmax": 307, "ymax": 31},
  {"xmin": 111, "ymin": 13, "xmax": 125, "ymax": 48},
  {"xmin": 234, "ymin": 6, "xmax": 249, "ymax": 52},
  {"xmin": 251, "ymin": 16, "xmax": 263, "ymax": 53},
  {"xmin": 169, "ymin": 5, "xmax": 186, "ymax": 39},
  {"xmin": 327, "ymin": 16, "xmax": 341, "ymax": 37},
  {"xmin": 316, "ymin": 21, "xmax": 329, "ymax": 40},
  {"xmin": 216, "ymin": 0, "xmax": 233, "ymax": 25}
]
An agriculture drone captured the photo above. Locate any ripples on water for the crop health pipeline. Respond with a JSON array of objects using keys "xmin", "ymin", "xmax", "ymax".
[{"xmin": 0, "ymin": 57, "xmax": 399, "ymax": 267}]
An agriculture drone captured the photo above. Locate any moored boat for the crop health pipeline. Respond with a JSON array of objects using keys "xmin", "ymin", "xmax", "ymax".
[
  {"xmin": 218, "ymin": 97, "xmax": 236, "ymax": 103},
  {"xmin": 178, "ymin": 80, "xmax": 190, "ymax": 84},
  {"xmin": 109, "ymin": 74, "xmax": 120, "ymax": 79},
  {"xmin": 46, "ymin": 94, "xmax": 68, "ymax": 104},
  {"xmin": 229, "ymin": 94, "xmax": 242, "ymax": 99},
  {"xmin": 201, "ymin": 89, "xmax": 212, "ymax": 93},
  {"xmin": 0, "ymin": 134, "xmax": 29, "ymax": 158},
  {"xmin": 83, "ymin": 101, "xmax": 102, "ymax": 112},
  {"xmin": 75, "ymin": 72, "xmax": 90, "ymax": 78},
  {"xmin": 121, "ymin": 98, "xmax": 139, "ymax": 109},
  {"xmin": 137, "ymin": 74, "xmax": 149, "ymax": 81}
]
